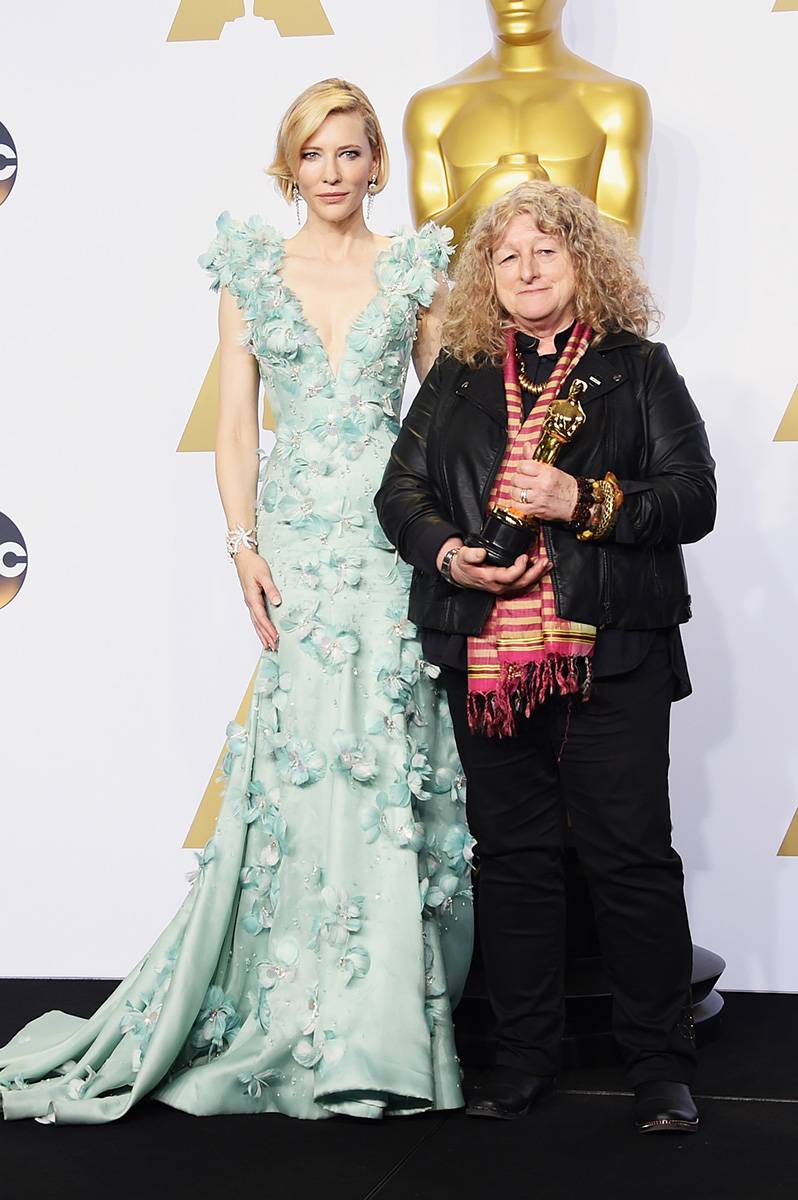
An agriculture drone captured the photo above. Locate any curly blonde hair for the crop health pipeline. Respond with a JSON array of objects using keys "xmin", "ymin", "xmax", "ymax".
[{"xmin": 441, "ymin": 182, "xmax": 659, "ymax": 365}]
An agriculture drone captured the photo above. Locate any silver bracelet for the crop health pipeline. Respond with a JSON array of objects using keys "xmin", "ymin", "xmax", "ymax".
[
  {"xmin": 439, "ymin": 545, "xmax": 462, "ymax": 586},
  {"xmin": 225, "ymin": 524, "xmax": 258, "ymax": 560}
]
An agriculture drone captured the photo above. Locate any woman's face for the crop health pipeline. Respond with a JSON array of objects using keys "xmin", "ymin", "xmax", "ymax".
[
  {"xmin": 296, "ymin": 111, "xmax": 376, "ymax": 224},
  {"xmin": 491, "ymin": 213, "xmax": 577, "ymax": 335}
]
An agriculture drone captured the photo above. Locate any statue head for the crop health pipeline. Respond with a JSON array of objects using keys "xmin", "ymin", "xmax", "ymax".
[{"xmin": 487, "ymin": 0, "xmax": 568, "ymax": 44}]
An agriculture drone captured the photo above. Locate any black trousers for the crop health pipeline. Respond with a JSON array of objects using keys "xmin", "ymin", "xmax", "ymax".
[{"xmin": 442, "ymin": 638, "xmax": 697, "ymax": 1086}]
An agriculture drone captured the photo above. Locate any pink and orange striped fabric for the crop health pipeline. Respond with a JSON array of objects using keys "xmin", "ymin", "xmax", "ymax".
[{"xmin": 466, "ymin": 325, "xmax": 597, "ymax": 737}]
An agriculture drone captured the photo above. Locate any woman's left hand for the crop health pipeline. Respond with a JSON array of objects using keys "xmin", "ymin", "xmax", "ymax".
[{"xmin": 510, "ymin": 450, "xmax": 578, "ymax": 522}]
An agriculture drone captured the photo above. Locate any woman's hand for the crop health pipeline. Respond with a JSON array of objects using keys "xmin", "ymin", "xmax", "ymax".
[
  {"xmin": 444, "ymin": 543, "xmax": 552, "ymax": 595},
  {"xmin": 234, "ymin": 548, "xmax": 282, "ymax": 651},
  {"xmin": 511, "ymin": 451, "xmax": 578, "ymax": 523}
]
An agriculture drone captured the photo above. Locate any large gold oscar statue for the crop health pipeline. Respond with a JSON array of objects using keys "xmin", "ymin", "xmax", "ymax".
[{"xmin": 404, "ymin": 0, "xmax": 651, "ymax": 248}]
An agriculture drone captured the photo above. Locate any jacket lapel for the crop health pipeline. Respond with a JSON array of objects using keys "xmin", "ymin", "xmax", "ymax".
[
  {"xmin": 454, "ymin": 360, "xmax": 507, "ymax": 426},
  {"xmin": 562, "ymin": 346, "xmax": 624, "ymax": 407},
  {"xmin": 565, "ymin": 333, "xmax": 637, "ymax": 407},
  {"xmin": 453, "ymin": 332, "xmax": 635, "ymax": 424}
]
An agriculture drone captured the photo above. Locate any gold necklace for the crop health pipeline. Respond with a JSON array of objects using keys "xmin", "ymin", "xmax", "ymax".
[{"xmin": 515, "ymin": 349, "xmax": 547, "ymax": 396}]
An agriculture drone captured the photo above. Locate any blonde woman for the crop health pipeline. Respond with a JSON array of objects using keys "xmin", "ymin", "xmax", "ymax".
[
  {"xmin": 0, "ymin": 80, "xmax": 472, "ymax": 1124},
  {"xmin": 377, "ymin": 181, "xmax": 716, "ymax": 1133}
]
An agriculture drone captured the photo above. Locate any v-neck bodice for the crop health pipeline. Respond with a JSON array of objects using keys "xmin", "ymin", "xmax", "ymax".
[
  {"xmin": 275, "ymin": 240, "xmax": 393, "ymax": 383},
  {"xmin": 199, "ymin": 212, "xmax": 453, "ymax": 561},
  {"xmin": 201, "ymin": 213, "xmax": 451, "ymax": 413}
]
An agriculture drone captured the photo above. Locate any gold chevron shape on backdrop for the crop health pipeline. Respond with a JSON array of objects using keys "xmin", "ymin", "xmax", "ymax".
[
  {"xmin": 168, "ymin": 0, "xmax": 333, "ymax": 40},
  {"xmin": 774, "ymin": 383, "xmax": 798, "ymax": 441},
  {"xmin": 254, "ymin": 0, "xmax": 333, "ymax": 35},
  {"xmin": 773, "ymin": 1, "xmax": 798, "ymax": 11},
  {"xmin": 778, "ymin": 810, "xmax": 798, "ymax": 856},
  {"xmin": 168, "ymin": 0, "xmax": 243, "ymax": 39},
  {"xmin": 177, "ymin": 346, "xmax": 275, "ymax": 451},
  {"xmin": 184, "ymin": 667, "xmax": 257, "ymax": 847}
]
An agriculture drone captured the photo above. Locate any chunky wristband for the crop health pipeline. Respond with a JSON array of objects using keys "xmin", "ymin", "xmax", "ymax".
[
  {"xmin": 576, "ymin": 473, "xmax": 623, "ymax": 542},
  {"xmin": 570, "ymin": 476, "xmax": 597, "ymax": 533},
  {"xmin": 595, "ymin": 472, "xmax": 624, "ymax": 540}
]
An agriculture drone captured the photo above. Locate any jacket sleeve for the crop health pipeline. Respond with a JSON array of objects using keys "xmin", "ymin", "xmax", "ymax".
[
  {"xmin": 613, "ymin": 343, "xmax": 716, "ymax": 546},
  {"xmin": 374, "ymin": 353, "xmax": 464, "ymax": 572}
]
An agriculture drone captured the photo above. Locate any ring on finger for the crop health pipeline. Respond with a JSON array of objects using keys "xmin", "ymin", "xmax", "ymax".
[{"xmin": 520, "ymin": 487, "xmax": 529, "ymax": 505}]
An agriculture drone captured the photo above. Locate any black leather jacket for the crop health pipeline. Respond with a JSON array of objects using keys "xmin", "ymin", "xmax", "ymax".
[{"xmin": 375, "ymin": 332, "xmax": 716, "ymax": 636}]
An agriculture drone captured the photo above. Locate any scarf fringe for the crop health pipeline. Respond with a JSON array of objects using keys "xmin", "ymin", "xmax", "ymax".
[{"xmin": 467, "ymin": 654, "xmax": 593, "ymax": 738}]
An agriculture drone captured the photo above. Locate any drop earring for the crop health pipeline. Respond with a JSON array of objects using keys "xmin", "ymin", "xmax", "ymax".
[
  {"xmin": 366, "ymin": 178, "xmax": 377, "ymax": 220},
  {"xmin": 292, "ymin": 182, "xmax": 302, "ymax": 226}
]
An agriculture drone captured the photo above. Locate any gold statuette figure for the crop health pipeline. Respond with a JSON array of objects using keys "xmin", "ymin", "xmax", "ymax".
[
  {"xmin": 404, "ymin": 0, "xmax": 652, "ymax": 252},
  {"xmin": 474, "ymin": 379, "xmax": 587, "ymax": 566},
  {"xmin": 534, "ymin": 377, "xmax": 587, "ymax": 465}
]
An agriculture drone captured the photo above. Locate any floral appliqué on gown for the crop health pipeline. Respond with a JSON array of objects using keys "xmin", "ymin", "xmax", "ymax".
[{"xmin": 0, "ymin": 214, "xmax": 473, "ymax": 1123}]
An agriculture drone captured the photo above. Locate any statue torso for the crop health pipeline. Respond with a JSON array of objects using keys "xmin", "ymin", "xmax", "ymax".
[{"xmin": 436, "ymin": 74, "xmax": 609, "ymax": 200}]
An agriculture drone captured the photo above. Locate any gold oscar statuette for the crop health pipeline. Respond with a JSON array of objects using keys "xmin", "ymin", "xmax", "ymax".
[
  {"xmin": 471, "ymin": 380, "xmax": 587, "ymax": 567},
  {"xmin": 404, "ymin": 0, "xmax": 652, "ymax": 255},
  {"xmin": 534, "ymin": 378, "xmax": 588, "ymax": 465}
]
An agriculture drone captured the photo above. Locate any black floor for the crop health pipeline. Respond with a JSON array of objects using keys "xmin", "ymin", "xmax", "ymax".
[{"xmin": 1, "ymin": 981, "xmax": 797, "ymax": 1200}]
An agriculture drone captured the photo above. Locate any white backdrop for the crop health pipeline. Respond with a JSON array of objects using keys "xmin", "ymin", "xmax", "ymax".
[{"xmin": 2, "ymin": 0, "xmax": 797, "ymax": 988}]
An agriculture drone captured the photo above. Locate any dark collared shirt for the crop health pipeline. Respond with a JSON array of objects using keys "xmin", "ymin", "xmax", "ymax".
[{"xmin": 418, "ymin": 326, "xmax": 690, "ymax": 696}]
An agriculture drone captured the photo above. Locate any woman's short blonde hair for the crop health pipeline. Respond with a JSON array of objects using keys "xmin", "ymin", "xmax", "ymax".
[
  {"xmin": 267, "ymin": 78, "xmax": 389, "ymax": 202},
  {"xmin": 441, "ymin": 181, "xmax": 659, "ymax": 365}
]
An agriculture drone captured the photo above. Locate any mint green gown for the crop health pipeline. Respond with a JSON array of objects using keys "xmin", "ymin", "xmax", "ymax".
[{"xmin": 0, "ymin": 215, "xmax": 473, "ymax": 1124}]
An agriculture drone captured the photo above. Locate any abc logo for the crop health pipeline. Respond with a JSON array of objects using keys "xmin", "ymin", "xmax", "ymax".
[
  {"xmin": 0, "ymin": 121, "xmax": 18, "ymax": 207},
  {"xmin": 0, "ymin": 512, "xmax": 28, "ymax": 610}
]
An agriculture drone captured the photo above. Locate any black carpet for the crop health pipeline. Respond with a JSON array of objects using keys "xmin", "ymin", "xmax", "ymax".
[{"xmin": 1, "ymin": 982, "xmax": 796, "ymax": 1200}]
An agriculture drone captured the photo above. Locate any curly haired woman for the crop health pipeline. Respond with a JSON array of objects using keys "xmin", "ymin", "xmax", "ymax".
[{"xmin": 377, "ymin": 181, "xmax": 716, "ymax": 1133}]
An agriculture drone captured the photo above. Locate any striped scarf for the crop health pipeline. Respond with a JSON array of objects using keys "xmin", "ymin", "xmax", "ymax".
[{"xmin": 466, "ymin": 323, "xmax": 596, "ymax": 737}]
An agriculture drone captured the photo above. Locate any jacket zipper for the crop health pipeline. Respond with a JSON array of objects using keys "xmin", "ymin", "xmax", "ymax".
[
  {"xmin": 479, "ymin": 437, "xmax": 508, "ymax": 510},
  {"xmin": 599, "ymin": 546, "xmax": 612, "ymax": 626},
  {"xmin": 441, "ymin": 435, "xmax": 506, "ymax": 627}
]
